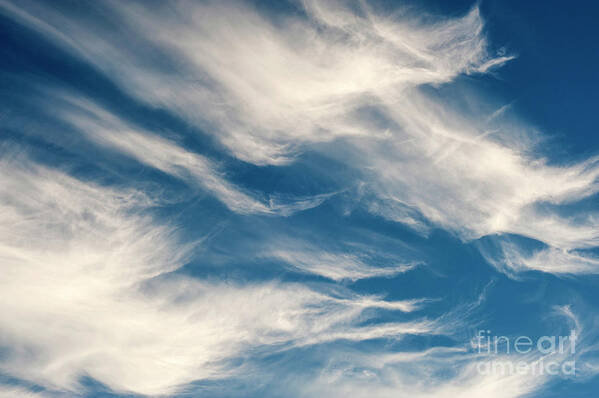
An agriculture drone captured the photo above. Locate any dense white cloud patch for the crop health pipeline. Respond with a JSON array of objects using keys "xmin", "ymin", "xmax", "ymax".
[
  {"xmin": 0, "ymin": 0, "xmax": 502, "ymax": 164},
  {"xmin": 356, "ymin": 91, "xmax": 599, "ymax": 254},
  {"xmin": 0, "ymin": 155, "xmax": 435, "ymax": 396}
]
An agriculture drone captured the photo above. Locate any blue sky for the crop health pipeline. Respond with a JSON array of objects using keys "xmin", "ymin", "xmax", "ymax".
[{"xmin": 1, "ymin": 1, "xmax": 599, "ymax": 397}]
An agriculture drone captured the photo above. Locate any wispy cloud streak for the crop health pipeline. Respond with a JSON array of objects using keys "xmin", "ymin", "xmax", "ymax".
[{"xmin": 0, "ymin": 154, "xmax": 434, "ymax": 396}]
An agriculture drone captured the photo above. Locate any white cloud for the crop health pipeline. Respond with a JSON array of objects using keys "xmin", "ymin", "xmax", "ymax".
[
  {"xmin": 49, "ymin": 93, "xmax": 332, "ymax": 216},
  {"xmin": 296, "ymin": 308, "xmax": 587, "ymax": 398},
  {"xmin": 4, "ymin": 0, "xmax": 598, "ymax": 257},
  {"xmin": 267, "ymin": 243, "xmax": 418, "ymax": 281},
  {"xmin": 8, "ymin": 0, "xmax": 592, "ymax": 274},
  {"xmin": 360, "ymin": 91, "xmax": 599, "ymax": 245},
  {"xmin": 485, "ymin": 243, "xmax": 599, "ymax": 276},
  {"xmin": 0, "ymin": 386, "xmax": 51, "ymax": 398},
  {"xmin": 0, "ymin": 155, "xmax": 435, "ymax": 396},
  {"xmin": 0, "ymin": 0, "xmax": 503, "ymax": 165}
]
